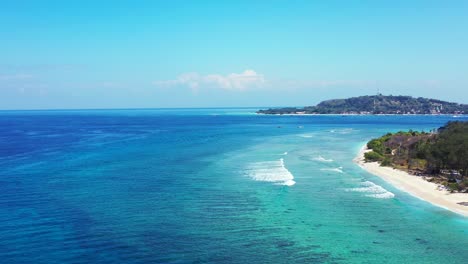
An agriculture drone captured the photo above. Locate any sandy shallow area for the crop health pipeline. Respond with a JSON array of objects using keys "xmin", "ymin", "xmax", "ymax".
[{"xmin": 354, "ymin": 145, "xmax": 468, "ymax": 217}]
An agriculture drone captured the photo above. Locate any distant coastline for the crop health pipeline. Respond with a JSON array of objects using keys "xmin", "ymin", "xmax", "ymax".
[
  {"xmin": 256, "ymin": 112, "xmax": 468, "ymax": 116},
  {"xmin": 354, "ymin": 145, "xmax": 468, "ymax": 217},
  {"xmin": 258, "ymin": 95, "xmax": 468, "ymax": 115}
]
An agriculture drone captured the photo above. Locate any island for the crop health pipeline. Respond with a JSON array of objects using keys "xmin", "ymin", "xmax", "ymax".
[
  {"xmin": 355, "ymin": 121, "xmax": 468, "ymax": 216},
  {"xmin": 257, "ymin": 95, "xmax": 468, "ymax": 115}
]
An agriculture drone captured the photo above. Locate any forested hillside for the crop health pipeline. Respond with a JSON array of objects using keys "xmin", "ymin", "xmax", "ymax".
[
  {"xmin": 258, "ymin": 95, "xmax": 467, "ymax": 115},
  {"xmin": 365, "ymin": 121, "xmax": 468, "ymax": 192}
]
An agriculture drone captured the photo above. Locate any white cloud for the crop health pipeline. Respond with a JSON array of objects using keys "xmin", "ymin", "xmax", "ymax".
[{"xmin": 154, "ymin": 70, "xmax": 265, "ymax": 91}]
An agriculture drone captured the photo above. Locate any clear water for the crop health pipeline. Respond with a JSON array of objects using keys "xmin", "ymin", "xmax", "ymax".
[{"xmin": 0, "ymin": 109, "xmax": 467, "ymax": 263}]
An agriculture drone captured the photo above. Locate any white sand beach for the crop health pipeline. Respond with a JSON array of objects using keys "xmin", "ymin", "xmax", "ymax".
[{"xmin": 354, "ymin": 145, "xmax": 468, "ymax": 217}]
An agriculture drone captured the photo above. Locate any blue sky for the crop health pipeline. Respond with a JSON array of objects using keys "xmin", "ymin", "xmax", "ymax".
[{"xmin": 1, "ymin": 0, "xmax": 467, "ymax": 109}]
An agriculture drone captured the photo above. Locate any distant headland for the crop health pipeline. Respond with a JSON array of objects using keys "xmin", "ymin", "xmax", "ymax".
[{"xmin": 257, "ymin": 95, "xmax": 467, "ymax": 115}]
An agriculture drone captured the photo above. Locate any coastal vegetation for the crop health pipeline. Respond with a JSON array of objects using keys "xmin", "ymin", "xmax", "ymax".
[
  {"xmin": 258, "ymin": 95, "xmax": 467, "ymax": 115},
  {"xmin": 365, "ymin": 121, "xmax": 468, "ymax": 192}
]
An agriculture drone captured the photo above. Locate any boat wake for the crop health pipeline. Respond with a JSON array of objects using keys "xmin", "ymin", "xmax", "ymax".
[
  {"xmin": 245, "ymin": 158, "xmax": 296, "ymax": 186},
  {"xmin": 346, "ymin": 181, "xmax": 395, "ymax": 199}
]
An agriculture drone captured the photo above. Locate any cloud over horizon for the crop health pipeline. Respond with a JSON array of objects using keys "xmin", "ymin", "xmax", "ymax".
[{"xmin": 154, "ymin": 70, "xmax": 266, "ymax": 91}]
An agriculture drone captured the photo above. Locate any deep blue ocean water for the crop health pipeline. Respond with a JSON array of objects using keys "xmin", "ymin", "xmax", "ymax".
[{"xmin": 0, "ymin": 108, "xmax": 467, "ymax": 263}]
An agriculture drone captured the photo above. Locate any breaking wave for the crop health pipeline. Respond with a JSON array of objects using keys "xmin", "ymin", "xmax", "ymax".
[
  {"xmin": 246, "ymin": 158, "xmax": 296, "ymax": 186},
  {"xmin": 320, "ymin": 167, "xmax": 343, "ymax": 173},
  {"xmin": 346, "ymin": 181, "xmax": 395, "ymax": 199},
  {"xmin": 329, "ymin": 128, "xmax": 357, "ymax": 134},
  {"xmin": 313, "ymin": 156, "xmax": 333, "ymax": 162}
]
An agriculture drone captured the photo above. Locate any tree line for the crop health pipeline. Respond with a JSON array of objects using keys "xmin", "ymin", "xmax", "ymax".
[{"xmin": 365, "ymin": 121, "xmax": 468, "ymax": 192}]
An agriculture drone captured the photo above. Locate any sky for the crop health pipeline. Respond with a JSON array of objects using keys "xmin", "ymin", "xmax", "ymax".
[{"xmin": 1, "ymin": 0, "xmax": 467, "ymax": 110}]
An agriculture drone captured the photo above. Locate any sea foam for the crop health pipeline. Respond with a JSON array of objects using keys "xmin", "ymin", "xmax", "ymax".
[
  {"xmin": 313, "ymin": 156, "xmax": 333, "ymax": 162},
  {"xmin": 320, "ymin": 167, "xmax": 343, "ymax": 173},
  {"xmin": 346, "ymin": 181, "xmax": 395, "ymax": 199},
  {"xmin": 329, "ymin": 128, "xmax": 357, "ymax": 134},
  {"xmin": 246, "ymin": 158, "xmax": 295, "ymax": 186}
]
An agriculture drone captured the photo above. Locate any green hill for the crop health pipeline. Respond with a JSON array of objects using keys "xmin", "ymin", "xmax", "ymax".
[{"xmin": 257, "ymin": 95, "xmax": 467, "ymax": 115}]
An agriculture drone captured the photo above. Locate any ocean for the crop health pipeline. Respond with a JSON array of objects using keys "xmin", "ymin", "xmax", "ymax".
[{"xmin": 0, "ymin": 108, "xmax": 467, "ymax": 263}]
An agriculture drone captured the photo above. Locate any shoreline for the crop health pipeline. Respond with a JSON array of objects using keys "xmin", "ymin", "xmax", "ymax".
[{"xmin": 354, "ymin": 145, "xmax": 468, "ymax": 217}]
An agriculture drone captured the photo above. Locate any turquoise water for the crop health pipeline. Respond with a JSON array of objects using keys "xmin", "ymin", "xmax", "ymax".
[{"xmin": 0, "ymin": 109, "xmax": 467, "ymax": 263}]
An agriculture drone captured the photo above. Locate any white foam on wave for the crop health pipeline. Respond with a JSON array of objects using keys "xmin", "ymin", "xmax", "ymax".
[
  {"xmin": 282, "ymin": 152, "xmax": 288, "ymax": 155},
  {"xmin": 366, "ymin": 192, "xmax": 395, "ymax": 199},
  {"xmin": 320, "ymin": 167, "xmax": 343, "ymax": 173},
  {"xmin": 330, "ymin": 128, "xmax": 357, "ymax": 134},
  {"xmin": 281, "ymin": 180, "xmax": 296, "ymax": 186},
  {"xmin": 299, "ymin": 134, "xmax": 314, "ymax": 138},
  {"xmin": 313, "ymin": 156, "xmax": 333, "ymax": 162},
  {"xmin": 246, "ymin": 158, "xmax": 296, "ymax": 186},
  {"xmin": 346, "ymin": 181, "xmax": 395, "ymax": 199}
]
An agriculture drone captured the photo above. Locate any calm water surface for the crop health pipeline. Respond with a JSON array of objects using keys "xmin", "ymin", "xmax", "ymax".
[{"xmin": 0, "ymin": 109, "xmax": 467, "ymax": 263}]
